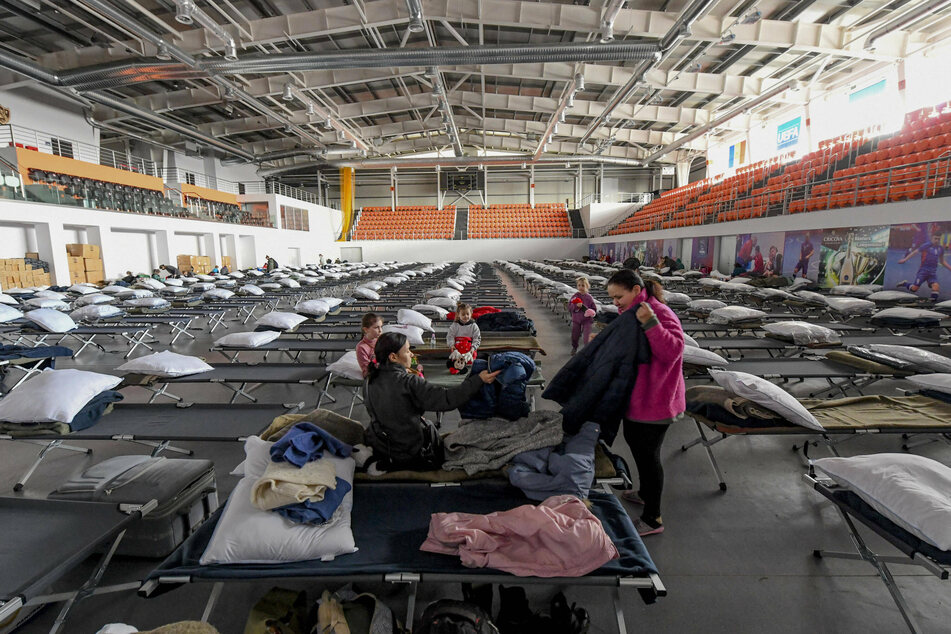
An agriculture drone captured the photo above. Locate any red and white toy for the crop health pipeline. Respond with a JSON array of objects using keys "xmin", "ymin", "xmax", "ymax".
[{"xmin": 447, "ymin": 336, "xmax": 475, "ymax": 375}]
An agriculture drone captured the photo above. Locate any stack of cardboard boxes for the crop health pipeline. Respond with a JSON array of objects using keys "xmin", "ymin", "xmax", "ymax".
[
  {"xmin": 0, "ymin": 258, "xmax": 52, "ymax": 289},
  {"xmin": 221, "ymin": 256, "xmax": 233, "ymax": 270},
  {"xmin": 176, "ymin": 254, "xmax": 214, "ymax": 275},
  {"xmin": 66, "ymin": 244, "xmax": 104, "ymax": 284}
]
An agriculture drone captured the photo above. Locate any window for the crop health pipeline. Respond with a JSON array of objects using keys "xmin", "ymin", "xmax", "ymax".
[
  {"xmin": 238, "ymin": 182, "xmax": 246, "ymax": 195},
  {"xmin": 185, "ymin": 172, "xmax": 196, "ymax": 186},
  {"xmin": 50, "ymin": 138, "xmax": 73, "ymax": 159},
  {"xmin": 280, "ymin": 205, "xmax": 310, "ymax": 231}
]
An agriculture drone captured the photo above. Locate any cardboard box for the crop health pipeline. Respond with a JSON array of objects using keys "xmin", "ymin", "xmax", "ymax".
[
  {"xmin": 67, "ymin": 244, "xmax": 100, "ymax": 258},
  {"xmin": 221, "ymin": 256, "xmax": 233, "ymax": 268},
  {"xmin": 25, "ymin": 252, "xmax": 38, "ymax": 260},
  {"xmin": 67, "ymin": 256, "xmax": 84, "ymax": 270},
  {"xmin": 69, "ymin": 271, "xmax": 86, "ymax": 284},
  {"xmin": 85, "ymin": 271, "xmax": 105, "ymax": 284},
  {"xmin": 84, "ymin": 258, "xmax": 103, "ymax": 272}
]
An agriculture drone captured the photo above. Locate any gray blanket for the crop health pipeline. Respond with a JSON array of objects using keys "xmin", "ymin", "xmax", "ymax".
[{"xmin": 442, "ymin": 410, "xmax": 564, "ymax": 475}]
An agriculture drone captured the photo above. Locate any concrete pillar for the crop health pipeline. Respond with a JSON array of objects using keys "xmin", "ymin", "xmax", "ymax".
[
  {"xmin": 436, "ymin": 166, "xmax": 444, "ymax": 209},
  {"xmin": 37, "ymin": 221, "xmax": 71, "ymax": 286},
  {"xmin": 528, "ymin": 165, "xmax": 535, "ymax": 207},
  {"xmin": 574, "ymin": 165, "xmax": 583, "ymax": 207},
  {"xmin": 147, "ymin": 232, "xmax": 160, "ymax": 270},
  {"xmin": 390, "ymin": 167, "xmax": 398, "ymax": 211},
  {"xmin": 676, "ymin": 161, "xmax": 691, "ymax": 188},
  {"xmin": 203, "ymin": 233, "xmax": 220, "ymax": 265},
  {"xmin": 24, "ymin": 225, "xmax": 38, "ymax": 253},
  {"xmin": 154, "ymin": 229, "xmax": 172, "ymax": 269}
]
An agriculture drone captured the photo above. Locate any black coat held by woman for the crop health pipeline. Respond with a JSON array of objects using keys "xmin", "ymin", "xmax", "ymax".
[{"xmin": 543, "ymin": 308, "xmax": 650, "ymax": 444}]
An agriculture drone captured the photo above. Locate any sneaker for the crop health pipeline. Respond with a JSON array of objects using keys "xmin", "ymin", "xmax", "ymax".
[
  {"xmin": 620, "ymin": 490, "xmax": 644, "ymax": 505},
  {"xmin": 896, "ymin": 280, "xmax": 909, "ymax": 288},
  {"xmin": 570, "ymin": 349, "xmax": 577, "ymax": 356},
  {"xmin": 633, "ymin": 517, "xmax": 664, "ymax": 537}
]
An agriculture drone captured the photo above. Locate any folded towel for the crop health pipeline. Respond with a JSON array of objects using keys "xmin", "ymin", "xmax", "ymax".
[
  {"xmin": 270, "ymin": 422, "xmax": 353, "ymax": 466},
  {"xmin": 250, "ymin": 459, "xmax": 337, "ymax": 511}
]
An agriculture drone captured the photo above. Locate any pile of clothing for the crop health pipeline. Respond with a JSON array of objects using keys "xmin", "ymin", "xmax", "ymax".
[
  {"xmin": 251, "ymin": 422, "xmax": 353, "ymax": 524},
  {"xmin": 446, "ymin": 305, "xmax": 500, "ymax": 321},
  {"xmin": 475, "ymin": 311, "xmax": 536, "ymax": 335},
  {"xmin": 459, "ymin": 351, "xmax": 535, "ymax": 420},
  {"xmin": 442, "ymin": 410, "xmax": 564, "ymax": 475}
]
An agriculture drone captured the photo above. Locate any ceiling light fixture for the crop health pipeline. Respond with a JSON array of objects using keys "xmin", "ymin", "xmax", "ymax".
[
  {"xmin": 156, "ymin": 42, "xmax": 171, "ymax": 61},
  {"xmin": 739, "ymin": 8, "xmax": 762, "ymax": 25},
  {"xmin": 574, "ymin": 73, "xmax": 585, "ymax": 92},
  {"xmin": 306, "ymin": 102, "xmax": 315, "ymax": 116},
  {"xmin": 174, "ymin": 0, "xmax": 194, "ymax": 24},
  {"xmin": 718, "ymin": 31, "xmax": 736, "ymax": 45},
  {"xmin": 567, "ymin": 93, "xmax": 575, "ymax": 108},
  {"xmin": 224, "ymin": 41, "xmax": 238, "ymax": 62},
  {"xmin": 281, "ymin": 83, "xmax": 294, "ymax": 102}
]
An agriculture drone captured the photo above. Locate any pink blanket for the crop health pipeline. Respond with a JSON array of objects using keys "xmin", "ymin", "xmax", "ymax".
[{"xmin": 420, "ymin": 495, "xmax": 619, "ymax": 577}]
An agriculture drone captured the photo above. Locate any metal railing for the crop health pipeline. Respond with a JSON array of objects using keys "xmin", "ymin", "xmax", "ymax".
[
  {"xmin": 579, "ymin": 192, "xmax": 653, "ymax": 207},
  {"xmin": 602, "ymin": 153, "xmax": 951, "ymax": 236},
  {"xmin": 1, "ymin": 123, "xmax": 158, "ymax": 177}
]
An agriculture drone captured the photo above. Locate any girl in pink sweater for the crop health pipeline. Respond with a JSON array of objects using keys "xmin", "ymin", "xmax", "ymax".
[
  {"xmin": 606, "ymin": 268, "xmax": 685, "ymax": 537},
  {"xmin": 356, "ymin": 313, "xmax": 383, "ymax": 377}
]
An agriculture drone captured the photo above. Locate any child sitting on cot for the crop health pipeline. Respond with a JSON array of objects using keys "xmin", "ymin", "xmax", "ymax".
[
  {"xmin": 357, "ymin": 312, "xmax": 423, "ymax": 377},
  {"xmin": 446, "ymin": 302, "xmax": 482, "ymax": 356},
  {"xmin": 569, "ymin": 277, "xmax": 597, "ymax": 355}
]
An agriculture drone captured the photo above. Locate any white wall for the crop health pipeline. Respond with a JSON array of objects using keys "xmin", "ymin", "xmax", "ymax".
[
  {"xmin": 581, "ymin": 203, "xmax": 645, "ymax": 231},
  {"xmin": 217, "ymin": 160, "xmax": 261, "ymax": 185},
  {"xmin": 110, "ymin": 229, "xmax": 153, "ymax": 275},
  {"xmin": 0, "ymin": 86, "xmax": 98, "ymax": 149},
  {"xmin": 0, "ymin": 223, "xmax": 30, "ymax": 257},
  {"xmin": 170, "ymin": 233, "xmax": 203, "ymax": 261},
  {"xmin": 349, "ymin": 238, "xmax": 587, "ymax": 263}
]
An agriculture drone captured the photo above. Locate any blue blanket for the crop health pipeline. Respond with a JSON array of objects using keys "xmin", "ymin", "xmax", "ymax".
[
  {"xmin": 270, "ymin": 422, "xmax": 352, "ymax": 466},
  {"xmin": 275, "ymin": 477, "xmax": 352, "ymax": 525},
  {"xmin": 70, "ymin": 391, "xmax": 124, "ymax": 432}
]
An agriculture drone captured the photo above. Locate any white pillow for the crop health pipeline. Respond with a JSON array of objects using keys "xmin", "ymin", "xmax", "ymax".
[
  {"xmin": 445, "ymin": 279, "xmax": 464, "ymax": 291},
  {"xmin": 813, "ymin": 453, "xmax": 951, "ymax": 551},
  {"xmin": 246, "ymin": 270, "xmax": 264, "ymax": 278},
  {"xmin": 68, "ymin": 285, "xmax": 98, "ymax": 295},
  {"xmin": 75, "ymin": 294, "xmax": 114, "ymax": 307},
  {"xmin": 665, "ymin": 292, "xmax": 691, "ymax": 306},
  {"xmin": 699, "ymin": 278, "xmax": 724, "ymax": 288},
  {"xmin": 687, "ymin": 299, "xmax": 726, "ymax": 313},
  {"xmin": 719, "ymin": 282, "xmax": 756, "ymax": 295},
  {"xmin": 117, "ymin": 351, "xmax": 213, "ymax": 377},
  {"xmin": 763, "ymin": 321, "xmax": 841, "ymax": 346},
  {"xmin": 70, "ymin": 305, "xmax": 123, "ymax": 321},
  {"xmin": 867, "ymin": 290, "xmax": 919, "ymax": 304},
  {"xmin": 215, "ymin": 280, "xmax": 236, "ymax": 288},
  {"xmin": 136, "ymin": 278, "xmax": 165, "ymax": 291},
  {"xmin": 684, "ymin": 333, "xmax": 699, "ymax": 348},
  {"xmin": 200, "ymin": 437, "xmax": 355, "ymax": 564},
  {"xmin": 824, "ymin": 297, "xmax": 876, "ymax": 316},
  {"xmin": 202, "ymin": 289, "xmax": 235, "ymax": 300},
  {"xmin": 214, "ymin": 330, "xmax": 281, "ymax": 348},
  {"xmin": 353, "ymin": 288, "xmax": 380, "ymax": 301},
  {"xmin": 427, "ymin": 296, "xmax": 457, "ymax": 310},
  {"xmin": 361, "ymin": 281, "xmax": 386, "ymax": 291},
  {"xmin": 25, "ymin": 298, "xmax": 68, "ymax": 311},
  {"xmin": 123, "ymin": 298, "xmax": 170, "ymax": 309},
  {"xmin": 327, "ymin": 350, "xmax": 364, "ymax": 381},
  {"xmin": 228, "ymin": 272, "xmax": 244, "ymax": 279},
  {"xmin": 0, "ymin": 369, "xmax": 121, "ymax": 423},
  {"xmin": 257, "ymin": 312, "xmax": 308, "ymax": 331},
  {"xmin": 382, "ymin": 323, "xmax": 425, "ymax": 345},
  {"xmin": 0, "ymin": 293, "xmax": 17, "ymax": 305},
  {"xmin": 871, "ymin": 307, "xmax": 945, "ymax": 324},
  {"xmin": 707, "ymin": 306, "xmax": 767, "ymax": 325},
  {"xmin": 116, "ymin": 289, "xmax": 154, "ymax": 299},
  {"xmin": 795, "ymin": 290, "xmax": 828, "ymax": 305},
  {"xmin": 162, "ymin": 286, "xmax": 189, "ymax": 295},
  {"xmin": 753, "ymin": 288, "xmax": 796, "ymax": 301},
  {"xmin": 239, "ymin": 284, "xmax": 265, "ymax": 296},
  {"xmin": 0, "ymin": 304, "xmax": 22, "ymax": 323},
  {"xmin": 383, "ymin": 277, "xmax": 403, "ymax": 285},
  {"xmin": 190, "ymin": 283, "xmax": 215, "ymax": 293},
  {"xmin": 24, "ymin": 308, "xmax": 77, "ymax": 332},
  {"xmin": 682, "ymin": 347, "xmax": 728, "ymax": 368},
  {"xmin": 866, "ymin": 345, "xmax": 951, "ymax": 373},
  {"xmin": 426, "ymin": 288, "xmax": 461, "ymax": 299},
  {"xmin": 164, "ymin": 278, "xmax": 184, "ymax": 287},
  {"xmin": 830, "ymin": 285, "xmax": 873, "ymax": 297},
  {"xmin": 180, "ymin": 276, "xmax": 198, "ymax": 283},
  {"xmin": 412, "ymin": 304, "xmax": 449, "ymax": 319},
  {"xmin": 295, "ymin": 300, "xmax": 330, "ymax": 317},
  {"xmin": 709, "ymin": 369, "xmax": 824, "ymax": 431},
  {"xmin": 907, "ymin": 374, "xmax": 951, "ymax": 396},
  {"xmin": 397, "ymin": 309, "xmax": 433, "ymax": 332},
  {"xmin": 100, "ymin": 285, "xmax": 127, "ymax": 294},
  {"xmin": 195, "ymin": 274, "xmax": 215, "ymax": 282},
  {"xmin": 34, "ymin": 290, "xmax": 67, "ymax": 300},
  {"xmin": 278, "ymin": 278, "xmax": 301, "ymax": 288}
]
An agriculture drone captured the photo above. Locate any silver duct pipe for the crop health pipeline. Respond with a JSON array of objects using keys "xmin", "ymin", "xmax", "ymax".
[
  {"xmin": 579, "ymin": 0, "xmax": 718, "ymax": 146},
  {"xmin": 60, "ymin": 61, "xmax": 201, "ymax": 92},
  {"xmin": 864, "ymin": 0, "xmax": 951, "ymax": 50},
  {"xmin": 173, "ymin": 0, "xmax": 238, "ymax": 60},
  {"xmin": 84, "ymin": 110, "xmax": 179, "ymax": 152},
  {"xmin": 73, "ymin": 0, "xmax": 321, "ymax": 146},
  {"xmin": 222, "ymin": 147, "xmax": 324, "ymax": 165},
  {"xmin": 325, "ymin": 154, "xmax": 644, "ymax": 170},
  {"xmin": 599, "ymin": 0, "xmax": 626, "ymax": 43},
  {"xmin": 201, "ymin": 41, "xmax": 662, "ymax": 73},
  {"xmin": 0, "ymin": 49, "xmax": 256, "ymax": 161},
  {"xmin": 642, "ymin": 80, "xmax": 796, "ymax": 164},
  {"xmin": 405, "ymin": 0, "xmax": 425, "ymax": 33}
]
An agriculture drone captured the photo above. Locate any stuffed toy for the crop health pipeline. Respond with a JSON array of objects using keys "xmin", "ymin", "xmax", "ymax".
[
  {"xmin": 583, "ymin": 308, "xmax": 596, "ymax": 318},
  {"xmin": 447, "ymin": 336, "xmax": 474, "ymax": 375}
]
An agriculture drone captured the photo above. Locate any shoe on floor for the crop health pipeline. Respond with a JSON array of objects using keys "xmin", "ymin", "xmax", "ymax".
[
  {"xmin": 632, "ymin": 517, "xmax": 664, "ymax": 537},
  {"xmin": 620, "ymin": 489, "xmax": 644, "ymax": 505}
]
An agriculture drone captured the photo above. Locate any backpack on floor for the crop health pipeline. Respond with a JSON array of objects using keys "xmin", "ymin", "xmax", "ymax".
[{"xmin": 417, "ymin": 599, "xmax": 498, "ymax": 634}]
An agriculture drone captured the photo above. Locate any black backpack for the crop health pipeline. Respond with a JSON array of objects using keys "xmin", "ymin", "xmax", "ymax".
[{"xmin": 417, "ymin": 599, "xmax": 499, "ymax": 634}]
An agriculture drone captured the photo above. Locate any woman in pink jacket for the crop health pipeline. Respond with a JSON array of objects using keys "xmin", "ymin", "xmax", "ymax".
[{"xmin": 606, "ymin": 269, "xmax": 685, "ymax": 536}]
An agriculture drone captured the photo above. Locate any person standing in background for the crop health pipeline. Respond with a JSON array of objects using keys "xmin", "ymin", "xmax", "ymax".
[{"xmin": 568, "ymin": 277, "xmax": 597, "ymax": 355}]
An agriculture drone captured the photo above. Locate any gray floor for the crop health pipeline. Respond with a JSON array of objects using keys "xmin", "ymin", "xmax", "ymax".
[{"xmin": 4, "ymin": 266, "xmax": 951, "ymax": 634}]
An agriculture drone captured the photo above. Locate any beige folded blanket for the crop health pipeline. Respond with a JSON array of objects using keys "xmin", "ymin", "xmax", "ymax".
[{"xmin": 250, "ymin": 459, "xmax": 337, "ymax": 510}]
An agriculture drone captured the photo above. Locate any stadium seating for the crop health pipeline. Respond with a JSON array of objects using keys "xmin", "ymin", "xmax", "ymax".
[
  {"xmin": 351, "ymin": 205, "xmax": 456, "ymax": 240},
  {"xmin": 468, "ymin": 203, "xmax": 571, "ymax": 239},
  {"xmin": 609, "ymin": 107, "xmax": 951, "ymax": 236}
]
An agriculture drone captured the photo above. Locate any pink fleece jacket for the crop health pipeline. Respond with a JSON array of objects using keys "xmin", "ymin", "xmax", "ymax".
[
  {"xmin": 621, "ymin": 290, "xmax": 686, "ymax": 422},
  {"xmin": 355, "ymin": 336, "xmax": 377, "ymax": 377},
  {"xmin": 420, "ymin": 495, "xmax": 619, "ymax": 577}
]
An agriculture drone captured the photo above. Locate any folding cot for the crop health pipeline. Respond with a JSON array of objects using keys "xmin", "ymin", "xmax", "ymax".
[
  {"xmin": 805, "ymin": 474, "xmax": 950, "ymax": 633},
  {"xmin": 316, "ymin": 364, "xmax": 546, "ymax": 417},
  {"xmin": 118, "ymin": 314, "xmax": 195, "ymax": 345},
  {"xmin": 696, "ymin": 333, "xmax": 947, "ymax": 359},
  {"xmin": 683, "ymin": 391, "xmax": 951, "ymax": 491},
  {"xmin": 283, "ymin": 323, "xmax": 531, "ymax": 340},
  {"xmin": 121, "ymin": 363, "xmax": 328, "ymax": 404},
  {"xmin": 0, "ymin": 497, "xmax": 157, "ymax": 634},
  {"xmin": 3, "ymin": 402, "xmax": 302, "ymax": 491},
  {"xmin": 681, "ymin": 320, "xmax": 872, "ymax": 338},
  {"xmin": 8, "ymin": 324, "xmax": 155, "ymax": 358},
  {"xmin": 140, "ymin": 482, "xmax": 665, "ymax": 634},
  {"xmin": 0, "ymin": 343, "xmax": 73, "ymax": 393}
]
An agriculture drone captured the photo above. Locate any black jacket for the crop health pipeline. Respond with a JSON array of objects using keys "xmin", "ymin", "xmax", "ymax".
[
  {"xmin": 364, "ymin": 363, "xmax": 482, "ymax": 463},
  {"xmin": 543, "ymin": 309, "xmax": 650, "ymax": 443},
  {"xmin": 459, "ymin": 352, "xmax": 535, "ymax": 421},
  {"xmin": 475, "ymin": 312, "xmax": 537, "ymax": 335}
]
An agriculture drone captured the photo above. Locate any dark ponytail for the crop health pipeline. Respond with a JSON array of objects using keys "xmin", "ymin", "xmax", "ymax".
[
  {"xmin": 367, "ymin": 331, "xmax": 408, "ymax": 380},
  {"xmin": 606, "ymin": 268, "xmax": 666, "ymax": 304}
]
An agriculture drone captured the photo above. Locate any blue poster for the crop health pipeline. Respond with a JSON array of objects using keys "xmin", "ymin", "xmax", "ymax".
[
  {"xmin": 776, "ymin": 117, "xmax": 801, "ymax": 150},
  {"xmin": 728, "ymin": 144, "xmax": 735, "ymax": 168}
]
